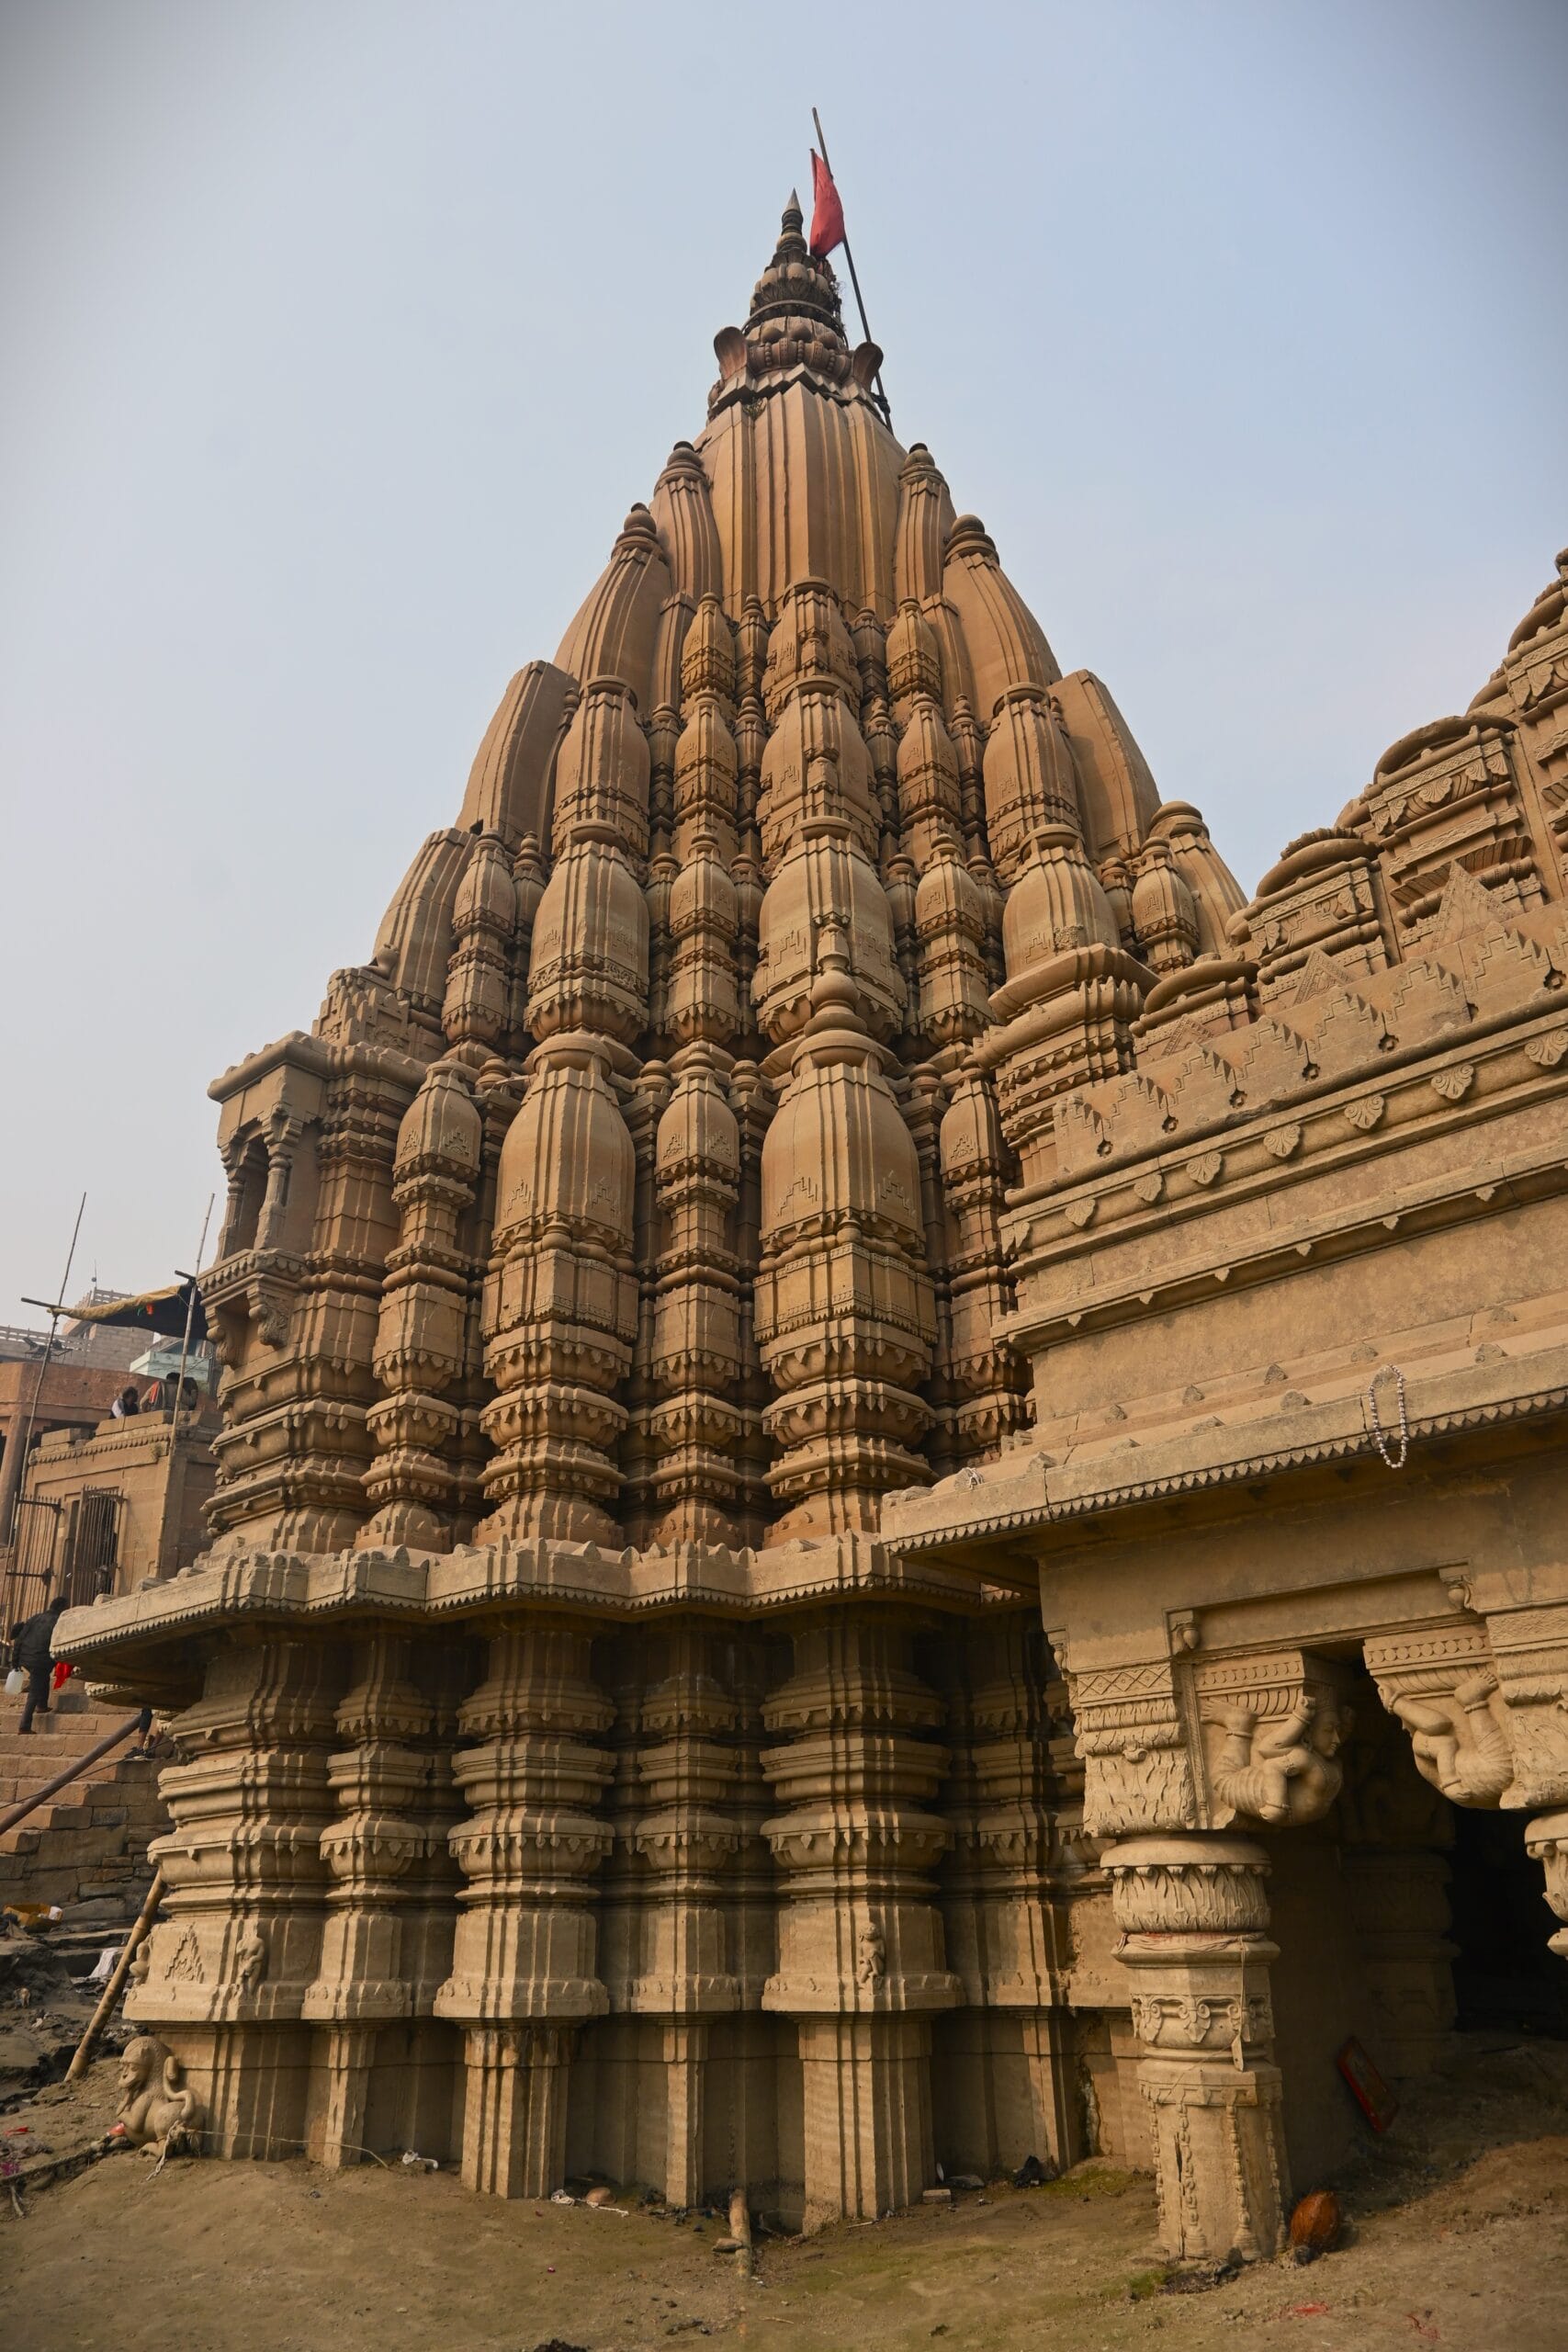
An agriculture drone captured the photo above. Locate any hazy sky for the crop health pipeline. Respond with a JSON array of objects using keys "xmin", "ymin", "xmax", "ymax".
[{"xmin": 2, "ymin": 0, "xmax": 1565, "ymax": 1319}]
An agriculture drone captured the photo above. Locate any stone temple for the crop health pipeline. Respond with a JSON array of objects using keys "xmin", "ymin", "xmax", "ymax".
[{"xmin": 63, "ymin": 196, "xmax": 1568, "ymax": 2257}]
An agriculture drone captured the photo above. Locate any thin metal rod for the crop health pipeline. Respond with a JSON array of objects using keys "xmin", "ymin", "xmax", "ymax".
[
  {"xmin": 154, "ymin": 1194, "xmax": 215, "ymax": 1580},
  {"xmin": 812, "ymin": 108, "xmax": 892, "ymax": 427},
  {"xmin": 167, "ymin": 1194, "xmax": 214, "ymax": 1428},
  {"xmin": 6, "ymin": 1193, "xmax": 85, "ymax": 1545}
]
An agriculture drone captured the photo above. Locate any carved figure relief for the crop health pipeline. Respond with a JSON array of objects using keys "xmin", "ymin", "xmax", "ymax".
[
  {"xmin": 114, "ymin": 2036, "xmax": 207, "ymax": 2155},
  {"xmin": 1206, "ymin": 1696, "xmax": 1347, "ymax": 1827},
  {"xmin": 1388, "ymin": 1672, "xmax": 1513, "ymax": 1807}
]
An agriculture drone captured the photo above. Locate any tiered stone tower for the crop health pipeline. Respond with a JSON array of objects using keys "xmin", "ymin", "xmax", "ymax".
[
  {"xmin": 67, "ymin": 200, "xmax": 1237, "ymax": 2221},
  {"xmin": 68, "ymin": 198, "xmax": 1568, "ymax": 2251}
]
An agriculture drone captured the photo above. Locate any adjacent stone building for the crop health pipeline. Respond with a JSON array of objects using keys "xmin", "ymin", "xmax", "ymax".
[{"xmin": 62, "ymin": 198, "xmax": 1568, "ymax": 2253}]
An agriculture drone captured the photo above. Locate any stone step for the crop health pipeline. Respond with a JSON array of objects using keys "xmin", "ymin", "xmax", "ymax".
[
  {"xmin": 0, "ymin": 1722, "xmax": 139, "ymax": 1758},
  {"xmin": 0, "ymin": 1752, "xmax": 144, "ymax": 1803}
]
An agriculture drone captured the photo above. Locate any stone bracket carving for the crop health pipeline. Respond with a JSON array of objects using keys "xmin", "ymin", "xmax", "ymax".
[
  {"xmin": 1365, "ymin": 1622, "xmax": 1516, "ymax": 1808},
  {"xmin": 1190, "ymin": 1649, "xmax": 1353, "ymax": 1832}
]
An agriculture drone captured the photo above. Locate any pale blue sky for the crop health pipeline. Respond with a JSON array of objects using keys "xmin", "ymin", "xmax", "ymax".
[{"xmin": 2, "ymin": 0, "xmax": 1564, "ymax": 1315}]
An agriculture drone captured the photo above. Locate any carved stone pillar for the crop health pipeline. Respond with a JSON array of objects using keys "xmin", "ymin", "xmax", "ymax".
[
  {"xmin": 1338, "ymin": 1704, "xmax": 1457, "ymax": 2076},
  {"xmin": 1102, "ymin": 1836, "xmax": 1288, "ymax": 2262},
  {"xmin": 1524, "ymin": 1813, "xmax": 1568, "ymax": 1961},
  {"xmin": 434, "ymin": 1622, "xmax": 612, "ymax": 2197},
  {"xmin": 761, "ymin": 1612, "xmax": 959, "ymax": 2224}
]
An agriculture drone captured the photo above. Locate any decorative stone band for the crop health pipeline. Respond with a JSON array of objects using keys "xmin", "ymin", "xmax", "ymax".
[{"xmin": 1100, "ymin": 1836, "xmax": 1272, "ymax": 1938}]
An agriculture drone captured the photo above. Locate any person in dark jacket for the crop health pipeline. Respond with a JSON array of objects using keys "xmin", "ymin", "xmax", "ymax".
[{"xmin": 13, "ymin": 1593, "xmax": 68, "ymax": 1733}]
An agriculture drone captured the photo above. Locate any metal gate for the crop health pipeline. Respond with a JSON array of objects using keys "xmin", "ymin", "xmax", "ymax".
[
  {"xmin": 64, "ymin": 1487, "xmax": 123, "ymax": 1607},
  {"xmin": 1, "ymin": 1487, "xmax": 122, "ymax": 1641},
  {"xmin": 1, "ymin": 1496, "xmax": 63, "ymax": 1636}
]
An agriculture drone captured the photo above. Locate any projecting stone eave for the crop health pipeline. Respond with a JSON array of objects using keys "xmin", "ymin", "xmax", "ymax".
[{"xmin": 880, "ymin": 1342, "xmax": 1568, "ymax": 1563}]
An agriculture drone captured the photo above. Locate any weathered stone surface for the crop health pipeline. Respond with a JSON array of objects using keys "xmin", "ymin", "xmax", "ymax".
[{"xmin": 53, "ymin": 194, "xmax": 1568, "ymax": 2251}]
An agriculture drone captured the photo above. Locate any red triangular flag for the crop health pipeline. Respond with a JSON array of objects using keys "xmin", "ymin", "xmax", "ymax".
[{"xmin": 808, "ymin": 151, "xmax": 845, "ymax": 259}]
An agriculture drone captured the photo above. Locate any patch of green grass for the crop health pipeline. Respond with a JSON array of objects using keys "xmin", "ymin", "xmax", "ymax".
[
  {"xmin": 1124, "ymin": 2266, "xmax": 1170, "ymax": 2301},
  {"xmin": 1038, "ymin": 2165, "xmax": 1140, "ymax": 2200}
]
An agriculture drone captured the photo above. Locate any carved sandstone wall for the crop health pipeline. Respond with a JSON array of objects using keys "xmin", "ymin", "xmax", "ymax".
[{"xmin": 61, "ymin": 188, "xmax": 1568, "ymax": 2248}]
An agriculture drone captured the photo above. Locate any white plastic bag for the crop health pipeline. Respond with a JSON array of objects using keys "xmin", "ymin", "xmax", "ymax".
[{"xmin": 4, "ymin": 1668, "xmax": 23, "ymax": 1697}]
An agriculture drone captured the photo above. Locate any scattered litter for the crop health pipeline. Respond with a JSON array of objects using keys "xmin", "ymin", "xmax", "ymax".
[
  {"xmin": 1289, "ymin": 2188, "xmax": 1341, "ymax": 2256},
  {"xmin": 1285, "ymin": 2303, "xmax": 1331, "ymax": 2319},
  {"xmin": 921, "ymin": 2187, "xmax": 953, "ymax": 2206},
  {"xmin": 399, "ymin": 2150, "xmax": 438, "ymax": 2173},
  {"xmin": 1012, "ymin": 2153, "xmax": 1056, "ymax": 2188},
  {"xmin": 947, "ymin": 2172, "xmax": 984, "ymax": 2191},
  {"xmin": 584, "ymin": 2185, "xmax": 614, "ymax": 2207},
  {"xmin": 550, "ymin": 2188, "xmax": 576, "ymax": 2205},
  {"xmin": 1338, "ymin": 2037, "xmax": 1399, "ymax": 2132},
  {"xmin": 85, "ymin": 1946, "xmax": 125, "ymax": 1985}
]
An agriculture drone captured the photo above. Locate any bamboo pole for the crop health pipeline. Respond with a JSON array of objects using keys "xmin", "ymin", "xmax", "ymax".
[{"xmin": 65, "ymin": 1865, "xmax": 164, "ymax": 2084}]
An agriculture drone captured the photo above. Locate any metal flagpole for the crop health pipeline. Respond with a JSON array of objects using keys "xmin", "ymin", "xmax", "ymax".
[
  {"xmin": 811, "ymin": 108, "xmax": 892, "ymax": 428},
  {"xmin": 7, "ymin": 1193, "xmax": 86, "ymax": 1544}
]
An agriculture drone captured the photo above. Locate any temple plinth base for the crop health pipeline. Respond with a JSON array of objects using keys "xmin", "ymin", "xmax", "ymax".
[
  {"xmin": 797, "ymin": 2016, "xmax": 936, "ymax": 2226},
  {"xmin": 460, "ymin": 2023, "xmax": 578, "ymax": 2197}
]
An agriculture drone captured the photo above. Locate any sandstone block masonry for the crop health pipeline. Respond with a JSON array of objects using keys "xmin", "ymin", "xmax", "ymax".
[{"xmin": 62, "ymin": 196, "xmax": 1568, "ymax": 2248}]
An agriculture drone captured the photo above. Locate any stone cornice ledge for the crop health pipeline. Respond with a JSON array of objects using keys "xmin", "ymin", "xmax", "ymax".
[
  {"xmin": 57, "ymin": 1528, "xmax": 992, "ymax": 1667},
  {"xmin": 881, "ymin": 1340, "xmax": 1568, "ymax": 1559}
]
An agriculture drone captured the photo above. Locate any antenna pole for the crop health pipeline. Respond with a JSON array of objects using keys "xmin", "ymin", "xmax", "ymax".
[
  {"xmin": 153, "ymin": 1194, "xmax": 215, "ymax": 1580},
  {"xmin": 6, "ymin": 1193, "xmax": 85, "ymax": 1544},
  {"xmin": 812, "ymin": 108, "xmax": 892, "ymax": 428}
]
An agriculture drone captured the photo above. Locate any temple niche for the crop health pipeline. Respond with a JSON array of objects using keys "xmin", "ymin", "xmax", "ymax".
[{"xmin": 62, "ymin": 195, "xmax": 1568, "ymax": 2256}]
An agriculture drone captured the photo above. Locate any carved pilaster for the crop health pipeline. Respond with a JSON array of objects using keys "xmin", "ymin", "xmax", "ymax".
[
  {"xmin": 933, "ymin": 1619, "xmax": 1080, "ymax": 2176},
  {"xmin": 628, "ymin": 1625, "xmax": 744, "ymax": 2204},
  {"xmin": 644, "ymin": 1052, "xmax": 747, "ymax": 1544},
  {"xmin": 302, "ymin": 1634, "xmax": 440, "ymax": 2164},
  {"xmin": 434, "ymin": 1623, "xmax": 613, "ymax": 2196},
  {"xmin": 756, "ymin": 939, "xmax": 935, "ymax": 1538},
  {"xmin": 362, "ymin": 1062, "xmax": 482, "ymax": 1550},
  {"xmin": 761, "ymin": 1614, "xmax": 959, "ymax": 2222},
  {"xmin": 477, "ymin": 1040, "xmax": 639, "ymax": 1544},
  {"xmin": 134, "ymin": 1634, "xmax": 344, "ymax": 2156}
]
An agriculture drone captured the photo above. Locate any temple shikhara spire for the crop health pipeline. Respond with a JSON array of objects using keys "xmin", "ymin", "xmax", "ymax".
[{"xmin": 62, "ymin": 193, "xmax": 1568, "ymax": 2256}]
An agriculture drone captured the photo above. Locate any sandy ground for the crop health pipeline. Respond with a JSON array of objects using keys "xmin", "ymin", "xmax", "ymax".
[{"xmin": 3, "ymin": 2036, "xmax": 1565, "ymax": 2352}]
